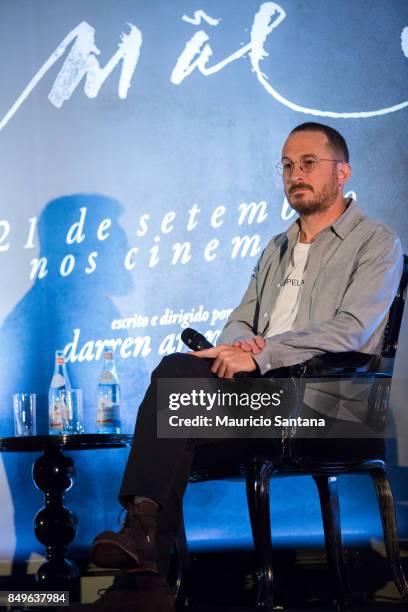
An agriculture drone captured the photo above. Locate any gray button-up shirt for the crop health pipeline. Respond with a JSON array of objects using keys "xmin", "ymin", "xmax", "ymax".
[{"xmin": 218, "ymin": 199, "xmax": 403, "ymax": 376}]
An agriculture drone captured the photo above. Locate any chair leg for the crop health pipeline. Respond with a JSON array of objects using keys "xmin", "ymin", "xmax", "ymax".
[
  {"xmin": 369, "ymin": 467, "xmax": 408, "ymax": 599},
  {"xmin": 313, "ymin": 475, "xmax": 352, "ymax": 611},
  {"xmin": 246, "ymin": 457, "xmax": 275, "ymax": 609},
  {"xmin": 171, "ymin": 516, "xmax": 190, "ymax": 610}
]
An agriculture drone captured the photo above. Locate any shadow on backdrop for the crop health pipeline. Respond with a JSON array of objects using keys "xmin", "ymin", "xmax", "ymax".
[{"xmin": 0, "ymin": 194, "xmax": 148, "ymax": 573}]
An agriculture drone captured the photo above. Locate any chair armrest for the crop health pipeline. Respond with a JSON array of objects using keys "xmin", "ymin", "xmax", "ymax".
[{"xmin": 298, "ymin": 352, "xmax": 380, "ymax": 377}]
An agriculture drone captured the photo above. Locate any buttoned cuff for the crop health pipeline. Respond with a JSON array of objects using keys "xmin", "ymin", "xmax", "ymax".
[{"xmin": 253, "ymin": 343, "xmax": 282, "ymax": 375}]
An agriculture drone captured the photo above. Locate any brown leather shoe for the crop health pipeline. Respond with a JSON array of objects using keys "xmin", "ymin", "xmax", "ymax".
[{"xmin": 90, "ymin": 499, "xmax": 159, "ymax": 572}]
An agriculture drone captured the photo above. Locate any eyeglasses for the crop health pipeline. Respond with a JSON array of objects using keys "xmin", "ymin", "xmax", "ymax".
[{"xmin": 275, "ymin": 155, "xmax": 345, "ymax": 177}]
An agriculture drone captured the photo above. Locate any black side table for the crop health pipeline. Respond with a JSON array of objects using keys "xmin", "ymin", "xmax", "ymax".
[{"xmin": 0, "ymin": 434, "xmax": 133, "ymax": 589}]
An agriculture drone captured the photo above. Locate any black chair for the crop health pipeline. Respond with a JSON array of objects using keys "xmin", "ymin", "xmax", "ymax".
[{"xmin": 181, "ymin": 255, "xmax": 408, "ymax": 611}]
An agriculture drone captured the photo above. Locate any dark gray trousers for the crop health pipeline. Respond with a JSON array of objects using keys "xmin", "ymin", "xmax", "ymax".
[{"xmin": 119, "ymin": 353, "xmax": 283, "ymax": 573}]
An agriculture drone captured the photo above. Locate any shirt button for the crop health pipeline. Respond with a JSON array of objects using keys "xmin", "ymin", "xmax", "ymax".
[
  {"xmin": 267, "ymin": 363, "xmax": 272, "ymax": 369},
  {"xmin": 264, "ymin": 313, "xmax": 268, "ymax": 317},
  {"xmin": 277, "ymin": 283, "xmax": 281, "ymax": 288}
]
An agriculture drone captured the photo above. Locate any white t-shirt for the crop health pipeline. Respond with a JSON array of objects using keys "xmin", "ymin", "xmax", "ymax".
[{"xmin": 265, "ymin": 239, "xmax": 310, "ymax": 338}]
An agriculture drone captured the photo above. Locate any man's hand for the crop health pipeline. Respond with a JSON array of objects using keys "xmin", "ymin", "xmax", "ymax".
[
  {"xmin": 233, "ymin": 336, "xmax": 265, "ymax": 355},
  {"xmin": 190, "ymin": 344, "xmax": 257, "ymax": 378}
]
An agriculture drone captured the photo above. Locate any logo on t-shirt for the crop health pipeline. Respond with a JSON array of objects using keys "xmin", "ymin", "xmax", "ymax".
[{"xmin": 282, "ymin": 278, "xmax": 304, "ymax": 287}]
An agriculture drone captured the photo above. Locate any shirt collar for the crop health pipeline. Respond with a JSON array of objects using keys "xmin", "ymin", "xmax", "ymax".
[{"xmin": 285, "ymin": 198, "xmax": 363, "ymax": 241}]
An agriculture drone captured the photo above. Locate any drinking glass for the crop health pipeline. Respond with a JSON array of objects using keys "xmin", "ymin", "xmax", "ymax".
[
  {"xmin": 62, "ymin": 389, "xmax": 84, "ymax": 434},
  {"xmin": 13, "ymin": 393, "xmax": 36, "ymax": 436}
]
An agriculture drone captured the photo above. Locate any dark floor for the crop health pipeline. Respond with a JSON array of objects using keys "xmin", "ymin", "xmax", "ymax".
[
  {"xmin": 179, "ymin": 548, "xmax": 406, "ymax": 610},
  {"xmin": 0, "ymin": 546, "xmax": 406, "ymax": 610}
]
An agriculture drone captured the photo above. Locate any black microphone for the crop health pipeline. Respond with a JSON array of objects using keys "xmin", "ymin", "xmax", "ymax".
[
  {"xmin": 181, "ymin": 328, "xmax": 253, "ymax": 378},
  {"xmin": 181, "ymin": 328, "xmax": 213, "ymax": 351}
]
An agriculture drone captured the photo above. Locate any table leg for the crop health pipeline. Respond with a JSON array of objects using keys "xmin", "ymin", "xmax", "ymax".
[{"xmin": 32, "ymin": 444, "xmax": 79, "ymax": 588}]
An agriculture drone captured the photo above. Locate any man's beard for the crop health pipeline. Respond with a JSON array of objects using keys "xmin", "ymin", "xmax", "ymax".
[{"xmin": 286, "ymin": 176, "xmax": 339, "ymax": 216}]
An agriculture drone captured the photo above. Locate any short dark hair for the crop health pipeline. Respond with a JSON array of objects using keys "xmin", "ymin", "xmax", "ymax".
[{"xmin": 289, "ymin": 122, "xmax": 349, "ymax": 163}]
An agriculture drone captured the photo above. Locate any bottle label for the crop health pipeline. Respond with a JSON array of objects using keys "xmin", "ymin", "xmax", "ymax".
[
  {"xmin": 49, "ymin": 398, "xmax": 68, "ymax": 430},
  {"xmin": 97, "ymin": 398, "xmax": 120, "ymax": 424},
  {"xmin": 51, "ymin": 373, "xmax": 66, "ymax": 388},
  {"xmin": 99, "ymin": 370, "xmax": 115, "ymax": 384}
]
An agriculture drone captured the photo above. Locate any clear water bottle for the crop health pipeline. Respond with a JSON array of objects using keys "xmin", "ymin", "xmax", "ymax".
[
  {"xmin": 49, "ymin": 349, "xmax": 71, "ymax": 435},
  {"xmin": 96, "ymin": 344, "xmax": 121, "ymax": 434}
]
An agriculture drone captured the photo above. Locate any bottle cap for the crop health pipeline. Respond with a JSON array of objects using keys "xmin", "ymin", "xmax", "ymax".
[
  {"xmin": 55, "ymin": 349, "xmax": 65, "ymax": 365},
  {"xmin": 103, "ymin": 344, "xmax": 114, "ymax": 359}
]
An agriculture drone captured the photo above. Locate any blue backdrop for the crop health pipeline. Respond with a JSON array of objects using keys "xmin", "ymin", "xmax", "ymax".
[{"xmin": 0, "ymin": 0, "xmax": 407, "ymax": 568}]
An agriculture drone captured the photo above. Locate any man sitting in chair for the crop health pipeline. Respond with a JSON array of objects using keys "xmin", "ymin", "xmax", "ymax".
[{"xmin": 90, "ymin": 122, "xmax": 403, "ymax": 607}]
